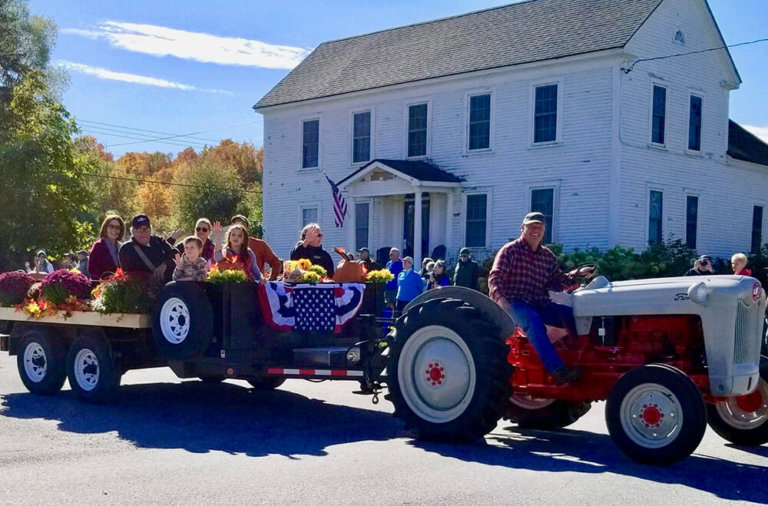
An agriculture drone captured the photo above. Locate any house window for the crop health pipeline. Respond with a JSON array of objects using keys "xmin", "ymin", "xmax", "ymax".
[
  {"xmin": 353, "ymin": 111, "xmax": 371, "ymax": 163},
  {"xmin": 752, "ymin": 206, "xmax": 763, "ymax": 254},
  {"xmin": 465, "ymin": 194, "xmax": 487, "ymax": 247},
  {"xmin": 651, "ymin": 85, "xmax": 666, "ymax": 145},
  {"xmin": 355, "ymin": 202, "xmax": 369, "ymax": 250},
  {"xmin": 648, "ymin": 190, "xmax": 663, "ymax": 244},
  {"xmin": 688, "ymin": 95, "xmax": 702, "ymax": 151},
  {"xmin": 302, "ymin": 206, "xmax": 318, "ymax": 227},
  {"xmin": 531, "ymin": 188, "xmax": 554, "ymax": 244},
  {"xmin": 686, "ymin": 195, "xmax": 698, "ymax": 249},
  {"xmin": 302, "ymin": 119, "xmax": 319, "ymax": 169},
  {"xmin": 468, "ymin": 94, "xmax": 491, "ymax": 150},
  {"xmin": 408, "ymin": 103, "xmax": 428, "ymax": 157},
  {"xmin": 534, "ymin": 84, "xmax": 558, "ymax": 143}
]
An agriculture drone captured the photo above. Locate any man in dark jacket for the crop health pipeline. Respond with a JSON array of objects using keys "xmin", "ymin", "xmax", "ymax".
[
  {"xmin": 289, "ymin": 223, "xmax": 334, "ymax": 276},
  {"xmin": 118, "ymin": 214, "xmax": 176, "ymax": 282},
  {"xmin": 358, "ymin": 247, "xmax": 380, "ymax": 272},
  {"xmin": 453, "ymin": 247, "xmax": 479, "ymax": 290}
]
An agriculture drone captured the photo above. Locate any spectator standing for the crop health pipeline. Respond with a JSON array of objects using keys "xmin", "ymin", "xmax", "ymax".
[
  {"xmin": 453, "ymin": 247, "xmax": 479, "ymax": 290},
  {"xmin": 118, "ymin": 214, "xmax": 176, "ymax": 282},
  {"xmin": 731, "ymin": 253, "xmax": 752, "ymax": 276},
  {"xmin": 428, "ymin": 260, "xmax": 451, "ymax": 289},
  {"xmin": 358, "ymin": 247, "xmax": 380, "ymax": 272},
  {"xmin": 88, "ymin": 214, "xmax": 125, "ymax": 280},
  {"xmin": 385, "ymin": 248, "xmax": 403, "ymax": 307},
  {"xmin": 231, "ymin": 215, "xmax": 282, "ymax": 280},
  {"xmin": 61, "ymin": 253, "xmax": 77, "ymax": 270},
  {"xmin": 30, "ymin": 251, "xmax": 54, "ymax": 274},
  {"xmin": 685, "ymin": 255, "xmax": 715, "ymax": 276},
  {"xmin": 289, "ymin": 223, "xmax": 335, "ymax": 276},
  {"xmin": 76, "ymin": 250, "xmax": 88, "ymax": 274},
  {"xmin": 395, "ymin": 256, "xmax": 423, "ymax": 313},
  {"xmin": 421, "ymin": 256, "xmax": 434, "ymax": 285}
]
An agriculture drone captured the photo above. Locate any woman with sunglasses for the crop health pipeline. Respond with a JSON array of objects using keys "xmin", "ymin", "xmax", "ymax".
[
  {"xmin": 87, "ymin": 214, "xmax": 126, "ymax": 279},
  {"xmin": 194, "ymin": 218, "xmax": 216, "ymax": 262}
]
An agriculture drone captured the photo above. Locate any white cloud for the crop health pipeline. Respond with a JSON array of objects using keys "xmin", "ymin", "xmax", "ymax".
[
  {"xmin": 57, "ymin": 61, "xmax": 232, "ymax": 94},
  {"xmin": 743, "ymin": 125, "xmax": 768, "ymax": 145},
  {"xmin": 62, "ymin": 22, "xmax": 310, "ymax": 69}
]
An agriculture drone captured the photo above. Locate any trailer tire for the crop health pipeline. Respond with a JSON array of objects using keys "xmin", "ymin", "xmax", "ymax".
[
  {"xmin": 67, "ymin": 335, "xmax": 121, "ymax": 404},
  {"xmin": 152, "ymin": 282, "xmax": 213, "ymax": 360},
  {"xmin": 17, "ymin": 327, "xmax": 67, "ymax": 395},
  {"xmin": 606, "ymin": 364, "xmax": 706, "ymax": 465},
  {"xmin": 387, "ymin": 298, "xmax": 511, "ymax": 443},
  {"xmin": 248, "ymin": 378, "xmax": 285, "ymax": 390},
  {"xmin": 707, "ymin": 356, "xmax": 768, "ymax": 446},
  {"xmin": 505, "ymin": 395, "xmax": 592, "ymax": 429}
]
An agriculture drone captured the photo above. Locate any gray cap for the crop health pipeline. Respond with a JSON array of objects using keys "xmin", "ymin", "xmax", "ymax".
[{"xmin": 522, "ymin": 212, "xmax": 545, "ymax": 225}]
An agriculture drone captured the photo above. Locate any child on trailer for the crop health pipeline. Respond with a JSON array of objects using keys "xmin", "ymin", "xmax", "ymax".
[
  {"xmin": 212, "ymin": 222, "xmax": 263, "ymax": 282},
  {"xmin": 172, "ymin": 236, "xmax": 209, "ymax": 282}
]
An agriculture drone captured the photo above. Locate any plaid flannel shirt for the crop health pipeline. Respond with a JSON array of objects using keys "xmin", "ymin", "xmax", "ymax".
[{"xmin": 488, "ymin": 238, "xmax": 570, "ymax": 307}]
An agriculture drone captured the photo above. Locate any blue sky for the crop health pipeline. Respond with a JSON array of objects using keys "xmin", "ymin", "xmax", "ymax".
[{"xmin": 27, "ymin": 0, "xmax": 768, "ymax": 157}]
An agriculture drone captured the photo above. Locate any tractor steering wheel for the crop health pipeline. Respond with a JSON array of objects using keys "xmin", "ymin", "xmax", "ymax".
[{"xmin": 566, "ymin": 262, "xmax": 598, "ymax": 281}]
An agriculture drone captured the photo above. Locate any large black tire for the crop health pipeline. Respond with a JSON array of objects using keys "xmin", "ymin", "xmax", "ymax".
[
  {"xmin": 16, "ymin": 327, "xmax": 67, "ymax": 395},
  {"xmin": 606, "ymin": 364, "xmax": 706, "ymax": 465},
  {"xmin": 707, "ymin": 355, "xmax": 768, "ymax": 446},
  {"xmin": 387, "ymin": 298, "xmax": 511, "ymax": 443},
  {"xmin": 66, "ymin": 335, "xmax": 121, "ymax": 404},
  {"xmin": 152, "ymin": 282, "xmax": 213, "ymax": 360},
  {"xmin": 247, "ymin": 378, "xmax": 286, "ymax": 390},
  {"xmin": 505, "ymin": 394, "xmax": 592, "ymax": 429}
]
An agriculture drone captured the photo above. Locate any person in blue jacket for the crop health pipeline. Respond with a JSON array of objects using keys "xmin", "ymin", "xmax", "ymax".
[
  {"xmin": 395, "ymin": 256, "xmax": 423, "ymax": 313},
  {"xmin": 385, "ymin": 247, "xmax": 403, "ymax": 309}
]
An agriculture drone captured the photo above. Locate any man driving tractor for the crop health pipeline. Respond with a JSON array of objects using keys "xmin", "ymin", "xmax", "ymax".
[{"xmin": 488, "ymin": 212, "xmax": 593, "ymax": 384}]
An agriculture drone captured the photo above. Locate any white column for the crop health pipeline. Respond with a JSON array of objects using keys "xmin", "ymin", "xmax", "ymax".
[
  {"xmin": 414, "ymin": 189, "xmax": 423, "ymax": 271},
  {"xmin": 445, "ymin": 190, "xmax": 454, "ymax": 258}
]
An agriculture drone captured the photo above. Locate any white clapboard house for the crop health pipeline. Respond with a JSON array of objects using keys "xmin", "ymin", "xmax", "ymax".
[{"xmin": 255, "ymin": 0, "xmax": 768, "ymax": 269}]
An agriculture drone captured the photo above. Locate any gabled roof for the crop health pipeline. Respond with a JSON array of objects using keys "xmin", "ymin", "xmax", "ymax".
[
  {"xmin": 728, "ymin": 120, "xmax": 768, "ymax": 167},
  {"xmin": 337, "ymin": 159, "xmax": 463, "ymax": 189},
  {"xmin": 255, "ymin": 0, "xmax": 663, "ymax": 109}
]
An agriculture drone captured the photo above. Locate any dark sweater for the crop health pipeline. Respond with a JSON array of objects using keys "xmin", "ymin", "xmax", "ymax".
[
  {"xmin": 119, "ymin": 235, "xmax": 176, "ymax": 282},
  {"xmin": 289, "ymin": 243, "xmax": 335, "ymax": 276}
]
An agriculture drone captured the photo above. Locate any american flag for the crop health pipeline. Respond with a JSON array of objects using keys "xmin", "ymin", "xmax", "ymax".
[{"xmin": 325, "ymin": 173, "xmax": 347, "ymax": 227}]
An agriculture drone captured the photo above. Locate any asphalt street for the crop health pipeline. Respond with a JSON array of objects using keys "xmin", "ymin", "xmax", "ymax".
[{"xmin": 0, "ymin": 352, "xmax": 767, "ymax": 505}]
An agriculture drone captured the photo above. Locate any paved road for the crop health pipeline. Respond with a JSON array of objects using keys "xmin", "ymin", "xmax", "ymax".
[{"xmin": 0, "ymin": 352, "xmax": 767, "ymax": 505}]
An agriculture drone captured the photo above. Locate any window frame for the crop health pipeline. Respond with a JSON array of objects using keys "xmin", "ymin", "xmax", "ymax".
[
  {"xmin": 687, "ymin": 94, "xmax": 703, "ymax": 153},
  {"xmin": 463, "ymin": 192, "xmax": 490, "ymax": 249},
  {"xmin": 354, "ymin": 200, "xmax": 372, "ymax": 251},
  {"xmin": 466, "ymin": 91, "xmax": 493, "ymax": 152},
  {"xmin": 648, "ymin": 189, "xmax": 664, "ymax": 245},
  {"xmin": 299, "ymin": 204, "xmax": 320, "ymax": 229},
  {"xmin": 406, "ymin": 101, "xmax": 430, "ymax": 159},
  {"xmin": 649, "ymin": 83, "xmax": 668, "ymax": 147},
  {"xmin": 752, "ymin": 205, "xmax": 764, "ymax": 255},
  {"xmin": 529, "ymin": 187, "xmax": 556, "ymax": 245},
  {"xmin": 300, "ymin": 118, "xmax": 320, "ymax": 170},
  {"xmin": 530, "ymin": 80, "xmax": 563, "ymax": 146},
  {"xmin": 351, "ymin": 109, "xmax": 373, "ymax": 165}
]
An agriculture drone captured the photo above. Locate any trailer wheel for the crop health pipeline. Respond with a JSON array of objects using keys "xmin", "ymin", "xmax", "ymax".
[
  {"xmin": 387, "ymin": 298, "xmax": 511, "ymax": 443},
  {"xmin": 707, "ymin": 356, "xmax": 768, "ymax": 446},
  {"xmin": 66, "ymin": 335, "xmax": 121, "ymax": 404},
  {"xmin": 505, "ymin": 394, "xmax": 592, "ymax": 429},
  {"xmin": 17, "ymin": 327, "xmax": 67, "ymax": 395},
  {"xmin": 248, "ymin": 378, "xmax": 286, "ymax": 390},
  {"xmin": 152, "ymin": 282, "xmax": 213, "ymax": 360},
  {"xmin": 606, "ymin": 364, "xmax": 706, "ymax": 465}
]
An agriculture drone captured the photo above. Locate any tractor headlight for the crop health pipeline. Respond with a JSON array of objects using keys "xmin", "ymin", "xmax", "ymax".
[{"xmin": 688, "ymin": 281, "xmax": 709, "ymax": 304}]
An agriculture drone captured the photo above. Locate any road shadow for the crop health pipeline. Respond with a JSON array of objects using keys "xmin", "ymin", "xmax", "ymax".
[
  {"xmin": 0, "ymin": 381, "xmax": 404, "ymax": 459},
  {"xmin": 409, "ymin": 424, "xmax": 768, "ymax": 503}
]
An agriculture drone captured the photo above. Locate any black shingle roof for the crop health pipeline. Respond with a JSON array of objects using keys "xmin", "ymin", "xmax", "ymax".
[
  {"xmin": 728, "ymin": 120, "xmax": 768, "ymax": 167},
  {"xmin": 255, "ymin": 0, "xmax": 663, "ymax": 109},
  {"xmin": 338, "ymin": 159, "xmax": 463, "ymax": 187}
]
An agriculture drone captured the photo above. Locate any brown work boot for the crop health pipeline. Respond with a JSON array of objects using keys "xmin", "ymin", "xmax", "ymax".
[{"xmin": 551, "ymin": 366, "xmax": 582, "ymax": 385}]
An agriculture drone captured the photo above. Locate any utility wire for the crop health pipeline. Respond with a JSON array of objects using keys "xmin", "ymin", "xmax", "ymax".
[
  {"xmin": 77, "ymin": 119, "xmax": 222, "ymax": 144},
  {"xmin": 103, "ymin": 120, "xmax": 263, "ymax": 148},
  {"xmin": 80, "ymin": 169, "xmax": 263, "ymax": 195},
  {"xmin": 81, "ymin": 127, "xmax": 209, "ymax": 149},
  {"xmin": 622, "ymin": 37, "xmax": 768, "ymax": 74}
]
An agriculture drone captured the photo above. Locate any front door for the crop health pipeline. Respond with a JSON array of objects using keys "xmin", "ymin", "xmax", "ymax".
[{"xmin": 403, "ymin": 194, "xmax": 430, "ymax": 258}]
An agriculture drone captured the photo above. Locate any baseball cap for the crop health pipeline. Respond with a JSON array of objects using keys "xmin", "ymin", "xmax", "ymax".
[
  {"xmin": 522, "ymin": 212, "xmax": 545, "ymax": 225},
  {"xmin": 403, "ymin": 256, "xmax": 414, "ymax": 265},
  {"xmin": 358, "ymin": 247, "xmax": 370, "ymax": 254},
  {"xmin": 36, "ymin": 250, "xmax": 46, "ymax": 258},
  {"xmin": 459, "ymin": 247, "xmax": 471, "ymax": 256},
  {"xmin": 698, "ymin": 255, "xmax": 712, "ymax": 264},
  {"xmin": 131, "ymin": 214, "xmax": 150, "ymax": 228}
]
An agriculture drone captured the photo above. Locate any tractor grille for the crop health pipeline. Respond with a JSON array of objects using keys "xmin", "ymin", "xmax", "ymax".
[{"xmin": 734, "ymin": 301, "xmax": 759, "ymax": 365}]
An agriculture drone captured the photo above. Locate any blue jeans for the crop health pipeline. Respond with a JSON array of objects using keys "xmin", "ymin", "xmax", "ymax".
[{"xmin": 509, "ymin": 301, "xmax": 576, "ymax": 373}]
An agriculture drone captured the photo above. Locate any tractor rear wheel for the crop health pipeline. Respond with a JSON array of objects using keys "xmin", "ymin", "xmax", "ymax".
[
  {"xmin": 387, "ymin": 298, "xmax": 511, "ymax": 443},
  {"xmin": 505, "ymin": 394, "xmax": 591, "ymax": 429},
  {"xmin": 606, "ymin": 364, "xmax": 706, "ymax": 465},
  {"xmin": 707, "ymin": 356, "xmax": 768, "ymax": 446}
]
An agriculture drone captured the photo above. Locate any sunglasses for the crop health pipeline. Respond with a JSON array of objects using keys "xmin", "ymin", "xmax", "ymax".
[{"xmin": 196, "ymin": 227, "xmax": 209, "ymax": 232}]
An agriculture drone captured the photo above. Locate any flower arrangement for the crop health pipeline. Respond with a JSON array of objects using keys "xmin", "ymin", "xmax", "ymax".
[
  {"xmin": 91, "ymin": 268, "xmax": 155, "ymax": 314},
  {"xmin": 308, "ymin": 264, "xmax": 327, "ymax": 278},
  {"xmin": 39, "ymin": 269, "xmax": 91, "ymax": 305},
  {"xmin": 206, "ymin": 263, "xmax": 248, "ymax": 284},
  {"xmin": 0, "ymin": 271, "xmax": 35, "ymax": 306},
  {"xmin": 365, "ymin": 269, "xmax": 394, "ymax": 283},
  {"xmin": 283, "ymin": 258, "xmax": 328, "ymax": 284}
]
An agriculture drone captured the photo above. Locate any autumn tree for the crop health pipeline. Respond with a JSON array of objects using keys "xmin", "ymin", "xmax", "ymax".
[
  {"xmin": 174, "ymin": 161, "xmax": 245, "ymax": 228},
  {"xmin": 201, "ymin": 140, "xmax": 262, "ymax": 185}
]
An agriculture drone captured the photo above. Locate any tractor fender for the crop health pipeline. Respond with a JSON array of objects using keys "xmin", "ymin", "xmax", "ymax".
[{"xmin": 403, "ymin": 286, "xmax": 516, "ymax": 339}]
